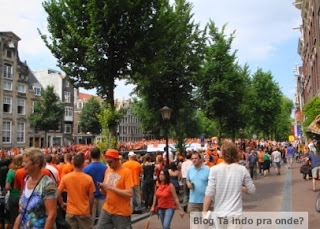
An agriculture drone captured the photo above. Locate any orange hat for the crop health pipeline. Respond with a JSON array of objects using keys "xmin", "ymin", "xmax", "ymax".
[{"xmin": 105, "ymin": 149, "xmax": 120, "ymax": 159}]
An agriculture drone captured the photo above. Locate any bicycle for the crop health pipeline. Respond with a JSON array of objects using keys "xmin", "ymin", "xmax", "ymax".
[{"xmin": 316, "ymin": 192, "xmax": 320, "ymax": 212}]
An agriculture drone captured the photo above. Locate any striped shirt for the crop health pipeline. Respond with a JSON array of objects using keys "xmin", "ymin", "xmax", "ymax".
[{"xmin": 205, "ymin": 163, "xmax": 255, "ymax": 217}]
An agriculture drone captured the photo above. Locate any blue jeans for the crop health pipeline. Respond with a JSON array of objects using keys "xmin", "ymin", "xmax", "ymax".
[{"xmin": 158, "ymin": 208, "xmax": 175, "ymax": 229}]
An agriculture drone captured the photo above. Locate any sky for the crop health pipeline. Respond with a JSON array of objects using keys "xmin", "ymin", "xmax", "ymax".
[{"xmin": 0, "ymin": 0, "xmax": 302, "ymax": 101}]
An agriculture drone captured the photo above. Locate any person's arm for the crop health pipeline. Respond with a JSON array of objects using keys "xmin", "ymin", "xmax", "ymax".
[
  {"xmin": 150, "ymin": 186, "xmax": 157, "ymax": 212},
  {"xmin": 186, "ymin": 171, "xmax": 193, "ymax": 189},
  {"xmin": 44, "ymin": 198, "xmax": 57, "ymax": 229},
  {"xmin": 242, "ymin": 169, "xmax": 256, "ymax": 194},
  {"xmin": 202, "ymin": 195, "xmax": 212, "ymax": 212},
  {"xmin": 89, "ymin": 192, "xmax": 94, "ymax": 214},
  {"xmin": 100, "ymin": 182, "xmax": 133, "ymax": 197},
  {"xmin": 12, "ymin": 214, "xmax": 21, "ymax": 229},
  {"xmin": 57, "ymin": 190, "xmax": 66, "ymax": 208},
  {"xmin": 169, "ymin": 184, "xmax": 184, "ymax": 218}
]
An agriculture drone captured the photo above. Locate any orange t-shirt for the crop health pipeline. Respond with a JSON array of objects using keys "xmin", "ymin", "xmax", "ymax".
[
  {"xmin": 122, "ymin": 160, "xmax": 142, "ymax": 186},
  {"xmin": 56, "ymin": 163, "xmax": 65, "ymax": 178},
  {"xmin": 58, "ymin": 171, "xmax": 95, "ymax": 215},
  {"xmin": 61, "ymin": 163, "xmax": 74, "ymax": 178},
  {"xmin": 103, "ymin": 166, "xmax": 134, "ymax": 216},
  {"xmin": 258, "ymin": 152, "xmax": 265, "ymax": 163},
  {"xmin": 216, "ymin": 158, "xmax": 224, "ymax": 164},
  {"xmin": 205, "ymin": 162, "xmax": 214, "ymax": 168}
]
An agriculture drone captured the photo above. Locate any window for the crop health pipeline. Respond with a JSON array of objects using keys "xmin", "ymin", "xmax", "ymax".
[
  {"xmin": 64, "ymin": 124, "xmax": 72, "ymax": 134},
  {"xmin": 18, "ymin": 84, "xmax": 26, "ymax": 93},
  {"xmin": 7, "ymin": 50, "xmax": 12, "ymax": 58},
  {"xmin": 2, "ymin": 121, "xmax": 11, "ymax": 143},
  {"xmin": 4, "ymin": 64, "xmax": 13, "ymax": 79},
  {"xmin": 17, "ymin": 123, "xmax": 25, "ymax": 143},
  {"xmin": 77, "ymin": 102, "xmax": 83, "ymax": 109},
  {"xmin": 32, "ymin": 101, "xmax": 36, "ymax": 113},
  {"xmin": 34, "ymin": 87, "xmax": 41, "ymax": 96},
  {"xmin": 3, "ymin": 81, "xmax": 12, "ymax": 91},
  {"xmin": 66, "ymin": 81, "xmax": 70, "ymax": 88},
  {"xmin": 3, "ymin": 97, "xmax": 12, "ymax": 113},
  {"xmin": 64, "ymin": 91, "xmax": 71, "ymax": 103},
  {"xmin": 65, "ymin": 107, "xmax": 73, "ymax": 117},
  {"xmin": 17, "ymin": 99, "xmax": 25, "ymax": 115}
]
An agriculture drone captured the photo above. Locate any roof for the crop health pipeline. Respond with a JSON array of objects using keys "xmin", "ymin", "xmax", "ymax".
[
  {"xmin": 78, "ymin": 92, "xmax": 103, "ymax": 102},
  {"xmin": 0, "ymin": 31, "xmax": 21, "ymax": 41}
]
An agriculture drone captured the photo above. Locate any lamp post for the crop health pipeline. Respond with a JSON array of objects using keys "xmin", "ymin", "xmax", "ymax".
[
  {"xmin": 160, "ymin": 106, "xmax": 172, "ymax": 166},
  {"xmin": 239, "ymin": 128, "xmax": 244, "ymax": 151}
]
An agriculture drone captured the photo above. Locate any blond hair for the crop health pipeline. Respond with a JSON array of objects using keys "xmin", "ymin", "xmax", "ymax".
[{"xmin": 23, "ymin": 147, "xmax": 45, "ymax": 168}]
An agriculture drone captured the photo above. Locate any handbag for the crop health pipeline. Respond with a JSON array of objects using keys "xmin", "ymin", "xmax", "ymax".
[{"xmin": 55, "ymin": 206, "xmax": 71, "ymax": 229}]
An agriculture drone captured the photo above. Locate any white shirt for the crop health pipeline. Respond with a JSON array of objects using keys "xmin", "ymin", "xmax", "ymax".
[
  {"xmin": 271, "ymin": 150, "xmax": 281, "ymax": 163},
  {"xmin": 45, "ymin": 164, "xmax": 60, "ymax": 184},
  {"xmin": 181, "ymin": 159, "xmax": 193, "ymax": 178},
  {"xmin": 205, "ymin": 163, "xmax": 256, "ymax": 217}
]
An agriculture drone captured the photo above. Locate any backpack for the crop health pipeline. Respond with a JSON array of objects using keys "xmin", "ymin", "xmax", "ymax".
[{"xmin": 263, "ymin": 154, "xmax": 270, "ymax": 161}]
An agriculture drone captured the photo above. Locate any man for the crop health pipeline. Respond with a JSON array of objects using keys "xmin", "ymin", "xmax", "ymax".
[
  {"xmin": 58, "ymin": 154, "xmax": 96, "ymax": 229},
  {"xmin": 96, "ymin": 149, "xmax": 134, "ymax": 229},
  {"xmin": 248, "ymin": 150, "xmax": 258, "ymax": 179},
  {"xmin": 203, "ymin": 141, "xmax": 256, "ymax": 228},
  {"xmin": 83, "ymin": 147, "xmax": 107, "ymax": 224},
  {"xmin": 307, "ymin": 151, "xmax": 320, "ymax": 192},
  {"xmin": 257, "ymin": 147, "xmax": 265, "ymax": 175},
  {"xmin": 286, "ymin": 143, "xmax": 295, "ymax": 169},
  {"xmin": 45, "ymin": 154, "xmax": 60, "ymax": 184},
  {"xmin": 186, "ymin": 151, "xmax": 210, "ymax": 212},
  {"xmin": 271, "ymin": 148, "xmax": 282, "ymax": 175},
  {"xmin": 122, "ymin": 151, "xmax": 143, "ymax": 214},
  {"xmin": 181, "ymin": 153, "xmax": 193, "ymax": 204}
]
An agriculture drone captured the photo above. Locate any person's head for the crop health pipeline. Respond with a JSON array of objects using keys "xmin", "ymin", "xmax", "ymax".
[
  {"xmin": 204, "ymin": 154, "xmax": 211, "ymax": 162},
  {"xmin": 45, "ymin": 155, "xmax": 53, "ymax": 164},
  {"xmin": 23, "ymin": 147, "xmax": 45, "ymax": 174},
  {"xmin": 169, "ymin": 162, "xmax": 177, "ymax": 171},
  {"xmin": 10, "ymin": 154, "xmax": 23, "ymax": 171},
  {"xmin": 191, "ymin": 152, "xmax": 202, "ymax": 167},
  {"xmin": 105, "ymin": 149, "xmax": 121, "ymax": 169},
  {"xmin": 90, "ymin": 147, "xmax": 100, "ymax": 160},
  {"xmin": 156, "ymin": 155, "xmax": 164, "ymax": 164},
  {"xmin": 73, "ymin": 154, "xmax": 84, "ymax": 169},
  {"xmin": 158, "ymin": 169, "xmax": 170, "ymax": 184},
  {"xmin": 186, "ymin": 153, "xmax": 192, "ymax": 160},
  {"xmin": 143, "ymin": 154, "xmax": 151, "ymax": 163},
  {"xmin": 64, "ymin": 153, "xmax": 72, "ymax": 163},
  {"xmin": 128, "ymin": 151, "xmax": 136, "ymax": 160},
  {"xmin": 221, "ymin": 142, "xmax": 239, "ymax": 164}
]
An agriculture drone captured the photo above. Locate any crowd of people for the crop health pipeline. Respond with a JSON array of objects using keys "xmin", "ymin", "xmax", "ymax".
[{"xmin": 0, "ymin": 138, "xmax": 318, "ymax": 228}]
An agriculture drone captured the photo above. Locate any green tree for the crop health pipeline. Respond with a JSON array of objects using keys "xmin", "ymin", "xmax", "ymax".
[
  {"xmin": 79, "ymin": 97, "xmax": 102, "ymax": 134},
  {"xmin": 303, "ymin": 96, "xmax": 320, "ymax": 135},
  {"xmin": 29, "ymin": 85, "xmax": 64, "ymax": 146},
  {"xmin": 250, "ymin": 68, "xmax": 282, "ymax": 139},
  {"xmin": 131, "ymin": 0, "xmax": 205, "ymax": 151},
  {"xmin": 40, "ymin": 0, "xmax": 165, "ymax": 137},
  {"xmin": 274, "ymin": 96, "xmax": 294, "ymax": 141},
  {"xmin": 197, "ymin": 21, "xmax": 249, "ymax": 141}
]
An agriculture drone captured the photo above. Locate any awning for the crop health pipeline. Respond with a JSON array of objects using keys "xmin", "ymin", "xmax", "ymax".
[{"xmin": 307, "ymin": 114, "xmax": 320, "ymax": 135}]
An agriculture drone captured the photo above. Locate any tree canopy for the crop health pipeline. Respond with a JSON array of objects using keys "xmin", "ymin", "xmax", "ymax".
[{"xmin": 79, "ymin": 97, "xmax": 102, "ymax": 134}]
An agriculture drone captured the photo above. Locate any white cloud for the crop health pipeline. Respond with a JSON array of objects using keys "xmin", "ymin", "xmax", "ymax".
[{"xmin": 192, "ymin": 0, "xmax": 301, "ymax": 62}]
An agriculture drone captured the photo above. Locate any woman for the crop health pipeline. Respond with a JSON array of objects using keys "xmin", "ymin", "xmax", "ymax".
[
  {"xmin": 13, "ymin": 147, "xmax": 57, "ymax": 229},
  {"xmin": 142, "ymin": 154, "xmax": 155, "ymax": 208},
  {"xmin": 151, "ymin": 169, "xmax": 184, "ymax": 229},
  {"xmin": 155, "ymin": 155, "xmax": 165, "ymax": 178},
  {"xmin": 168, "ymin": 162, "xmax": 180, "ymax": 195},
  {"xmin": 263, "ymin": 153, "xmax": 271, "ymax": 176},
  {"xmin": 203, "ymin": 141, "xmax": 255, "ymax": 228},
  {"xmin": 5, "ymin": 154, "xmax": 23, "ymax": 227}
]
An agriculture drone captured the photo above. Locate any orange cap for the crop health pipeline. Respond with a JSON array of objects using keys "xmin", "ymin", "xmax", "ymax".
[{"xmin": 105, "ymin": 149, "xmax": 120, "ymax": 159}]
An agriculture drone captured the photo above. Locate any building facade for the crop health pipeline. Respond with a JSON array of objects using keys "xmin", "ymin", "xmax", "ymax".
[
  {"xmin": 0, "ymin": 32, "xmax": 37, "ymax": 149},
  {"xmin": 295, "ymin": 0, "xmax": 320, "ymax": 104},
  {"xmin": 32, "ymin": 69, "xmax": 74, "ymax": 146}
]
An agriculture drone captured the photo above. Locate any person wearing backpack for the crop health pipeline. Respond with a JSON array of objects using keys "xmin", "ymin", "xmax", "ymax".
[{"xmin": 248, "ymin": 150, "xmax": 258, "ymax": 179}]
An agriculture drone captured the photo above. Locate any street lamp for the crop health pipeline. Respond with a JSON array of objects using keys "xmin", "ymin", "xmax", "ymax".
[
  {"xmin": 160, "ymin": 106, "xmax": 172, "ymax": 166},
  {"xmin": 239, "ymin": 128, "xmax": 244, "ymax": 151}
]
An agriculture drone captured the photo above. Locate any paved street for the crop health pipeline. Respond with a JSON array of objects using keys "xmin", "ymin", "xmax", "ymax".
[{"xmin": 132, "ymin": 162, "xmax": 319, "ymax": 228}]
